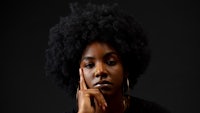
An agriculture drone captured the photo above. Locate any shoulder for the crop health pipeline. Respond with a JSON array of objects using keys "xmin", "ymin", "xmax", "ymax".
[{"xmin": 126, "ymin": 96, "xmax": 170, "ymax": 113}]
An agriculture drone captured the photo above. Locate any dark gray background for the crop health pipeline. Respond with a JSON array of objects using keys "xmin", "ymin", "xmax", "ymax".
[{"xmin": 2, "ymin": 0, "xmax": 200, "ymax": 113}]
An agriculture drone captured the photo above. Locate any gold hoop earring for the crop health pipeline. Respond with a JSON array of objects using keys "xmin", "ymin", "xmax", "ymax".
[
  {"xmin": 126, "ymin": 78, "xmax": 130, "ymax": 95},
  {"xmin": 127, "ymin": 78, "xmax": 129, "ymax": 88},
  {"xmin": 122, "ymin": 78, "xmax": 131, "ymax": 112}
]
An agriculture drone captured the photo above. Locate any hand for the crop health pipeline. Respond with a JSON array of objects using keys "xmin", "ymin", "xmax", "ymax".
[{"xmin": 77, "ymin": 68, "xmax": 107, "ymax": 113}]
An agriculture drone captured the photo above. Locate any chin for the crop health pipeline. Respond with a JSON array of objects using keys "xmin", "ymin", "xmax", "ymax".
[{"xmin": 99, "ymin": 88, "xmax": 115, "ymax": 96}]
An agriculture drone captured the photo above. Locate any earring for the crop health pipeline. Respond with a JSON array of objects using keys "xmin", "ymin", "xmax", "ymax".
[
  {"xmin": 126, "ymin": 78, "xmax": 130, "ymax": 95},
  {"xmin": 122, "ymin": 77, "xmax": 130, "ymax": 96},
  {"xmin": 122, "ymin": 78, "xmax": 130, "ymax": 112},
  {"xmin": 127, "ymin": 78, "xmax": 129, "ymax": 88}
]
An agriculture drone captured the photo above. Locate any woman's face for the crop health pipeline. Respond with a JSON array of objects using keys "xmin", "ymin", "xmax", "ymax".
[{"xmin": 80, "ymin": 42, "xmax": 124, "ymax": 96}]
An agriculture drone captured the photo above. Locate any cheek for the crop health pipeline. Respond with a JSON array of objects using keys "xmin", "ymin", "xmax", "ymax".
[
  {"xmin": 82, "ymin": 69, "xmax": 94, "ymax": 88},
  {"xmin": 109, "ymin": 66, "xmax": 124, "ymax": 82}
]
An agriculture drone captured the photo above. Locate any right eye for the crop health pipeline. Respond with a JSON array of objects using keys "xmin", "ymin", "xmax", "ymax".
[{"xmin": 84, "ymin": 63, "xmax": 95, "ymax": 69}]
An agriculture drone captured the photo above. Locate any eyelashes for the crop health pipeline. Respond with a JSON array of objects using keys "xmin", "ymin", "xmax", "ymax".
[
  {"xmin": 106, "ymin": 60, "xmax": 117, "ymax": 66},
  {"xmin": 84, "ymin": 60, "xmax": 117, "ymax": 69},
  {"xmin": 85, "ymin": 63, "xmax": 95, "ymax": 69}
]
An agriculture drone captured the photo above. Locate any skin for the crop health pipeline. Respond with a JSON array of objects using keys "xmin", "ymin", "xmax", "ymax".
[{"xmin": 78, "ymin": 42, "xmax": 126, "ymax": 113}]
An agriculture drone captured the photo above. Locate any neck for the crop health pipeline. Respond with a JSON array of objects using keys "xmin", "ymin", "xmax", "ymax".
[{"xmin": 104, "ymin": 91, "xmax": 124, "ymax": 113}]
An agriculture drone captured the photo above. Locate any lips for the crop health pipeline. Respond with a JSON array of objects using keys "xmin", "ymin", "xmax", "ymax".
[{"xmin": 94, "ymin": 80, "xmax": 112, "ymax": 88}]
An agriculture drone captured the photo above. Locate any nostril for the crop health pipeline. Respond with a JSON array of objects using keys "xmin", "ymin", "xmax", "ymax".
[
  {"xmin": 94, "ymin": 64, "xmax": 108, "ymax": 77},
  {"xmin": 101, "ymin": 73, "xmax": 108, "ymax": 78},
  {"xmin": 94, "ymin": 71, "xmax": 108, "ymax": 78}
]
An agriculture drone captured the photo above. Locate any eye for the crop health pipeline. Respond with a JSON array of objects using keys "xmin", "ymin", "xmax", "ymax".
[
  {"xmin": 84, "ymin": 63, "xmax": 95, "ymax": 69},
  {"xmin": 106, "ymin": 60, "xmax": 117, "ymax": 66}
]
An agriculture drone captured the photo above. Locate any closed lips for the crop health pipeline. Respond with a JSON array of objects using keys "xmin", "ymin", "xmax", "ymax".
[{"xmin": 94, "ymin": 81, "xmax": 112, "ymax": 86}]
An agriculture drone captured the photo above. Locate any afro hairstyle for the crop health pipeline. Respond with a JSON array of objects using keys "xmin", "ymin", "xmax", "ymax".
[{"xmin": 45, "ymin": 3, "xmax": 150, "ymax": 96}]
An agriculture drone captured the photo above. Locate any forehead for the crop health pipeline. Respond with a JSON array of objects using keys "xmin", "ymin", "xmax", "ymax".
[{"xmin": 81, "ymin": 42, "xmax": 116, "ymax": 57}]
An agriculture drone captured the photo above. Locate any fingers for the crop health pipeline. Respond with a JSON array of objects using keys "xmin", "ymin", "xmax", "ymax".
[
  {"xmin": 78, "ymin": 89, "xmax": 107, "ymax": 111},
  {"xmin": 78, "ymin": 68, "xmax": 107, "ymax": 111},
  {"xmin": 79, "ymin": 68, "xmax": 87, "ymax": 90}
]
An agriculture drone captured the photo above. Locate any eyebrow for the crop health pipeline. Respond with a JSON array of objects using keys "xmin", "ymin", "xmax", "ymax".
[
  {"xmin": 81, "ymin": 52, "xmax": 119, "ymax": 61},
  {"xmin": 104, "ymin": 52, "xmax": 119, "ymax": 58},
  {"xmin": 81, "ymin": 56, "xmax": 95, "ymax": 61}
]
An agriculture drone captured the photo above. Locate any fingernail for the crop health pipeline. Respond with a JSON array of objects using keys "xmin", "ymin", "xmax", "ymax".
[
  {"xmin": 102, "ymin": 106, "xmax": 105, "ymax": 111},
  {"xmin": 104, "ymin": 102, "xmax": 107, "ymax": 107}
]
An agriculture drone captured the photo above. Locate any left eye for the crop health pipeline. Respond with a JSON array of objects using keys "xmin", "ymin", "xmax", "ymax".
[
  {"xmin": 85, "ymin": 63, "xmax": 95, "ymax": 69},
  {"xmin": 106, "ymin": 60, "xmax": 116, "ymax": 66}
]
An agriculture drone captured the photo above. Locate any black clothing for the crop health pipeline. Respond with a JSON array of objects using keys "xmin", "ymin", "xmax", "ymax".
[
  {"xmin": 66, "ymin": 96, "xmax": 170, "ymax": 113},
  {"xmin": 125, "ymin": 97, "xmax": 170, "ymax": 113}
]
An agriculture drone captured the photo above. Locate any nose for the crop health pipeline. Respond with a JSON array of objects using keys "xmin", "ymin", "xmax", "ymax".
[{"xmin": 94, "ymin": 62, "xmax": 108, "ymax": 78}]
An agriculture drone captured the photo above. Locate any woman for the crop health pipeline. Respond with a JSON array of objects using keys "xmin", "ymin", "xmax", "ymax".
[{"xmin": 45, "ymin": 3, "xmax": 170, "ymax": 113}]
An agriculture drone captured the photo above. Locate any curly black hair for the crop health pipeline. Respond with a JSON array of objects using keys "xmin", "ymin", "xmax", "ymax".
[{"xmin": 45, "ymin": 3, "xmax": 150, "ymax": 96}]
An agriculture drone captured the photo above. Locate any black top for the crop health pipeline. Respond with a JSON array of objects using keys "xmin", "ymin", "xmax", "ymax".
[
  {"xmin": 66, "ymin": 96, "xmax": 170, "ymax": 113},
  {"xmin": 125, "ymin": 97, "xmax": 170, "ymax": 113}
]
